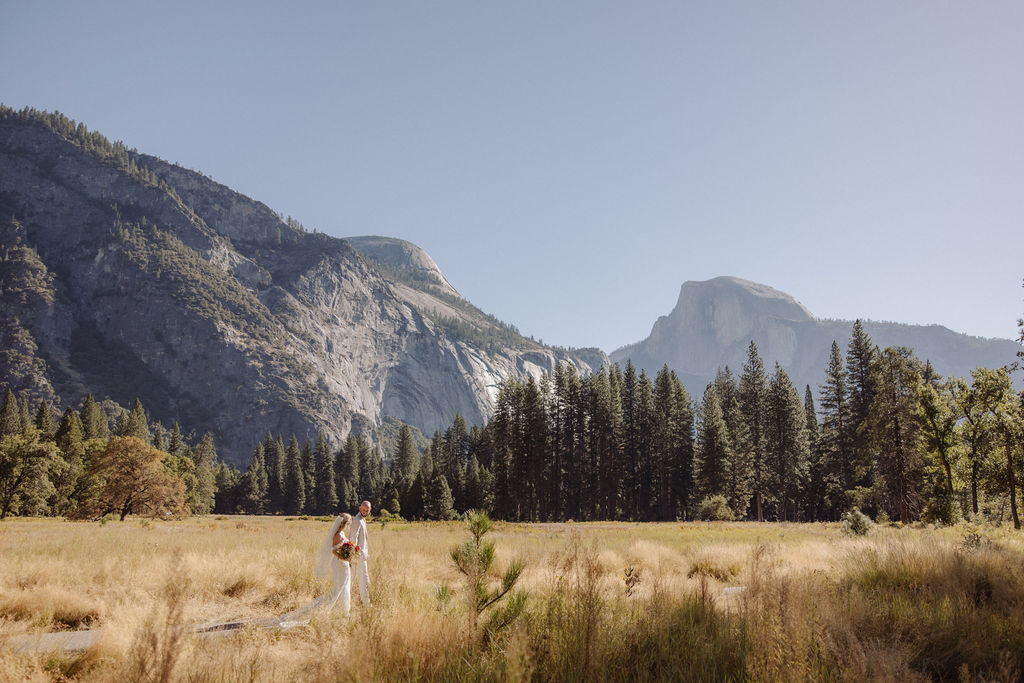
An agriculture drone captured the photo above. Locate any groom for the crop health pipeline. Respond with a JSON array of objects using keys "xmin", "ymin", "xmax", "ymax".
[{"xmin": 352, "ymin": 500, "xmax": 372, "ymax": 606}]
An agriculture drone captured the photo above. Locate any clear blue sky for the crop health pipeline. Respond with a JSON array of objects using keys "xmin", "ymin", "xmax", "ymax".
[{"xmin": 3, "ymin": 1, "xmax": 1022, "ymax": 352}]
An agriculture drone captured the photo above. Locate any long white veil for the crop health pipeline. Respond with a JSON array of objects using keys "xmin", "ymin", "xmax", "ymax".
[{"xmin": 314, "ymin": 514, "xmax": 349, "ymax": 578}]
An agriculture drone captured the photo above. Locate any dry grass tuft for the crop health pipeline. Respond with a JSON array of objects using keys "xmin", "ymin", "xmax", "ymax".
[{"xmin": 0, "ymin": 587, "xmax": 103, "ymax": 629}]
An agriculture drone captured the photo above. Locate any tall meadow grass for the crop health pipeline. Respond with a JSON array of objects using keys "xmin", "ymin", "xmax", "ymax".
[{"xmin": 1, "ymin": 517, "xmax": 1022, "ymax": 681}]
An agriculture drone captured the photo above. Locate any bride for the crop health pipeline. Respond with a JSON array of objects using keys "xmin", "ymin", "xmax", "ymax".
[
  {"xmin": 311, "ymin": 512, "xmax": 353, "ymax": 614},
  {"xmin": 275, "ymin": 513, "xmax": 353, "ymax": 626}
]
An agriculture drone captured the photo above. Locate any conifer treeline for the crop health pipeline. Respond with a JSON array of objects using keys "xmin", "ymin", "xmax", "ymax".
[
  {"xmin": 0, "ymin": 393, "xmax": 216, "ymax": 520},
  {"xmin": 380, "ymin": 321, "xmax": 1024, "ymax": 526},
  {"xmin": 3, "ymin": 321, "xmax": 1021, "ymax": 525}
]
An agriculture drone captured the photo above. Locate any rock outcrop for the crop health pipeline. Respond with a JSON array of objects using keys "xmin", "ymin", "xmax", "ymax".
[
  {"xmin": 612, "ymin": 276, "xmax": 1021, "ymax": 395},
  {"xmin": 0, "ymin": 108, "xmax": 604, "ymax": 463}
]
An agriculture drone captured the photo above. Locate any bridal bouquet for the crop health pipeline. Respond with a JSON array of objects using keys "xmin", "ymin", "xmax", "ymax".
[{"xmin": 333, "ymin": 541, "xmax": 361, "ymax": 562}]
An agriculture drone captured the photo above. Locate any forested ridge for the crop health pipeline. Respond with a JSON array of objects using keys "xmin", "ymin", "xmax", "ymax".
[{"xmin": 3, "ymin": 319, "xmax": 1023, "ymax": 526}]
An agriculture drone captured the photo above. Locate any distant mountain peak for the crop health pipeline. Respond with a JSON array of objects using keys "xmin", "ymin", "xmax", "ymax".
[
  {"xmin": 676, "ymin": 276, "xmax": 813, "ymax": 324},
  {"xmin": 612, "ymin": 275, "xmax": 1020, "ymax": 396},
  {"xmin": 345, "ymin": 235, "xmax": 460, "ymax": 299}
]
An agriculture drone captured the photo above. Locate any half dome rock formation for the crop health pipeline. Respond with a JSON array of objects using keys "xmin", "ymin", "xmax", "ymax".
[{"xmin": 612, "ymin": 276, "xmax": 1020, "ymax": 396}]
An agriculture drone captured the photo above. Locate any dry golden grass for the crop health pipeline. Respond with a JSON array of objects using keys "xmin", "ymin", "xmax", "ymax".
[{"xmin": 1, "ymin": 516, "xmax": 1023, "ymax": 681}]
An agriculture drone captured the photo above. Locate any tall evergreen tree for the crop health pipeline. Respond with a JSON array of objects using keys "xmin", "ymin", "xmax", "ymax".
[
  {"xmin": 300, "ymin": 439, "xmax": 315, "ymax": 513},
  {"xmin": 0, "ymin": 390, "xmax": 21, "ymax": 437},
  {"xmin": 442, "ymin": 414, "xmax": 469, "ymax": 510},
  {"xmin": 151, "ymin": 423, "xmax": 165, "ymax": 451},
  {"xmin": 624, "ymin": 364, "xmax": 655, "ymax": 519},
  {"xmin": 79, "ymin": 394, "xmax": 109, "ymax": 440},
  {"xmin": 818, "ymin": 341, "xmax": 853, "ymax": 518},
  {"xmin": 190, "ymin": 433, "xmax": 218, "ymax": 515},
  {"xmin": 34, "ymin": 401, "xmax": 56, "ymax": 439},
  {"xmin": 802, "ymin": 385, "xmax": 827, "ymax": 520},
  {"xmin": 116, "ymin": 398, "xmax": 150, "ymax": 441},
  {"xmin": 242, "ymin": 442, "xmax": 269, "ymax": 514},
  {"xmin": 392, "ymin": 424, "xmax": 419, "ymax": 498},
  {"xmin": 264, "ymin": 433, "xmax": 285, "ymax": 513},
  {"xmin": 846, "ymin": 320, "xmax": 877, "ymax": 487},
  {"xmin": 739, "ymin": 341, "xmax": 769, "ymax": 521},
  {"xmin": 765, "ymin": 365, "xmax": 811, "ymax": 521},
  {"xmin": 166, "ymin": 422, "xmax": 184, "ymax": 457},
  {"xmin": 694, "ymin": 385, "xmax": 731, "ymax": 505},
  {"xmin": 554, "ymin": 364, "xmax": 583, "ymax": 520},
  {"xmin": 313, "ymin": 431, "xmax": 338, "ymax": 514},
  {"xmin": 282, "ymin": 435, "xmax": 305, "ymax": 514},
  {"xmin": 864, "ymin": 347, "xmax": 927, "ymax": 523},
  {"xmin": 18, "ymin": 397, "xmax": 31, "ymax": 433},
  {"xmin": 424, "ymin": 470, "xmax": 456, "ymax": 520},
  {"xmin": 52, "ymin": 408, "xmax": 85, "ymax": 515},
  {"xmin": 337, "ymin": 433, "xmax": 362, "ymax": 510}
]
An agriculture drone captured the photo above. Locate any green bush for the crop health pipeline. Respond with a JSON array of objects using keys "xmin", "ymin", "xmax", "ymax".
[
  {"xmin": 697, "ymin": 495, "xmax": 735, "ymax": 521},
  {"xmin": 840, "ymin": 507, "xmax": 874, "ymax": 536}
]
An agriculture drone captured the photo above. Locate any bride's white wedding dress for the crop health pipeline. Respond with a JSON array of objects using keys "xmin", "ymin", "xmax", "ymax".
[
  {"xmin": 277, "ymin": 527, "xmax": 352, "ymax": 626},
  {"xmin": 198, "ymin": 518, "xmax": 353, "ymax": 632}
]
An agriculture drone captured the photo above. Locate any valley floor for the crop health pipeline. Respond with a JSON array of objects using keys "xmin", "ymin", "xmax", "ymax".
[{"xmin": 2, "ymin": 517, "xmax": 1023, "ymax": 681}]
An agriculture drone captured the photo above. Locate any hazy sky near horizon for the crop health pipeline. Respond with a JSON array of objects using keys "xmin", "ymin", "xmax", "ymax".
[{"xmin": 3, "ymin": 2, "xmax": 1022, "ymax": 352}]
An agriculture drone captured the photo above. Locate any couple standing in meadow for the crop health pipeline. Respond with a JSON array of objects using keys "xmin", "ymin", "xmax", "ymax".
[{"xmin": 310, "ymin": 500, "xmax": 372, "ymax": 615}]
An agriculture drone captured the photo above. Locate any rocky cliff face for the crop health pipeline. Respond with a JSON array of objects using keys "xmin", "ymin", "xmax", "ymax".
[
  {"xmin": 0, "ymin": 108, "xmax": 604, "ymax": 463},
  {"xmin": 611, "ymin": 276, "xmax": 1021, "ymax": 395}
]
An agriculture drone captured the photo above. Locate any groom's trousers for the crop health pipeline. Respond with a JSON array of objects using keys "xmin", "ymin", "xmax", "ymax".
[{"xmin": 354, "ymin": 556, "xmax": 371, "ymax": 606}]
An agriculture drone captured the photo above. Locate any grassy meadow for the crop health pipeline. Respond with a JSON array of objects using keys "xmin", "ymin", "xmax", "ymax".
[{"xmin": 2, "ymin": 516, "xmax": 1024, "ymax": 681}]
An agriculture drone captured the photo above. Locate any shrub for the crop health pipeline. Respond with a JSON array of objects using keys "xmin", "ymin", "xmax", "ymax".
[
  {"xmin": 697, "ymin": 495, "xmax": 735, "ymax": 521},
  {"xmin": 841, "ymin": 507, "xmax": 874, "ymax": 536}
]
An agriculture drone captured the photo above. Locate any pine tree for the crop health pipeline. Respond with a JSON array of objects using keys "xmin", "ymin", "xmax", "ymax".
[
  {"xmin": 846, "ymin": 320, "xmax": 877, "ymax": 488},
  {"xmin": 313, "ymin": 431, "xmax": 338, "ymax": 514},
  {"xmin": 34, "ymin": 401, "xmax": 56, "ymax": 439},
  {"xmin": 864, "ymin": 347, "xmax": 927, "ymax": 523},
  {"xmin": 464, "ymin": 454, "xmax": 484, "ymax": 511},
  {"xmin": 283, "ymin": 435, "xmax": 305, "ymax": 514},
  {"xmin": 116, "ymin": 398, "xmax": 150, "ymax": 441},
  {"xmin": 739, "ymin": 341, "xmax": 769, "ymax": 521},
  {"xmin": 167, "ymin": 422, "xmax": 184, "ymax": 457},
  {"xmin": 720, "ymin": 392, "xmax": 753, "ymax": 519},
  {"xmin": 667, "ymin": 370, "xmax": 695, "ymax": 518},
  {"xmin": 151, "ymin": 423, "xmax": 165, "ymax": 451},
  {"xmin": 443, "ymin": 414, "xmax": 469, "ymax": 510},
  {"xmin": 765, "ymin": 365, "xmax": 811, "ymax": 521},
  {"xmin": 652, "ymin": 366, "xmax": 679, "ymax": 520},
  {"xmin": 242, "ymin": 442, "xmax": 269, "ymax": 514},
  {"xmin": 300, "ymin": 440, "xmax": 315, "ymax": 513},
  {"xmin": 802, "ymin": 385, "xmax": 827, "ymax": 521},
  {"xmin": 337, "ymin": 433, "xmax": 361, "ymax": 510},
  {"xmin": 0, "ymin": 390, "xmax": 21, "ymax": 437},
  {"xmin": 520, "ymin": 376, "xmax": 551, "ymax": 521},
  {"xmin": 624, "ymin": 364, "xmax": 655, "ymax": 519},
  {"xmin": 18, "ymin": 397, "xmax": 31, "ymax": 433},
  {"xmin": 554, "ymin": 365, "xmax": 583, "ymax": 520},
  {"xmin": 489, "ymin": 380, "xmax": 518, "ymax": 520},
  {"xmin": 392, "ymin": 424, "xmax": 419, "ymax": 497},
  {"xmin": 818, "ymin": 341, "xmax": 853, "ymax": 518},
  {"xmin": 424, "ymin": 470, "xmax": 455, "ymax": 520},
  {"xmin": 53, "ymin": 408, "xmax": 85, "ymax": 515},
  {"xmin": 213, "ymin": 464, "xmax": 242, "ymax": 514},
  {"xmin": 79, "ymin": 395, "xmax": 109, "ymax": 440},
  {"xmin": 190, "ymin": 433, "xmax": 218, "ymax": 515},
  {"xmin": 694, "ymin": 384, "xmax": 731, "ymax": 505},
  {"xmin": 264, "ymin": 433, "xmax": 285, "ymax": 513}
]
